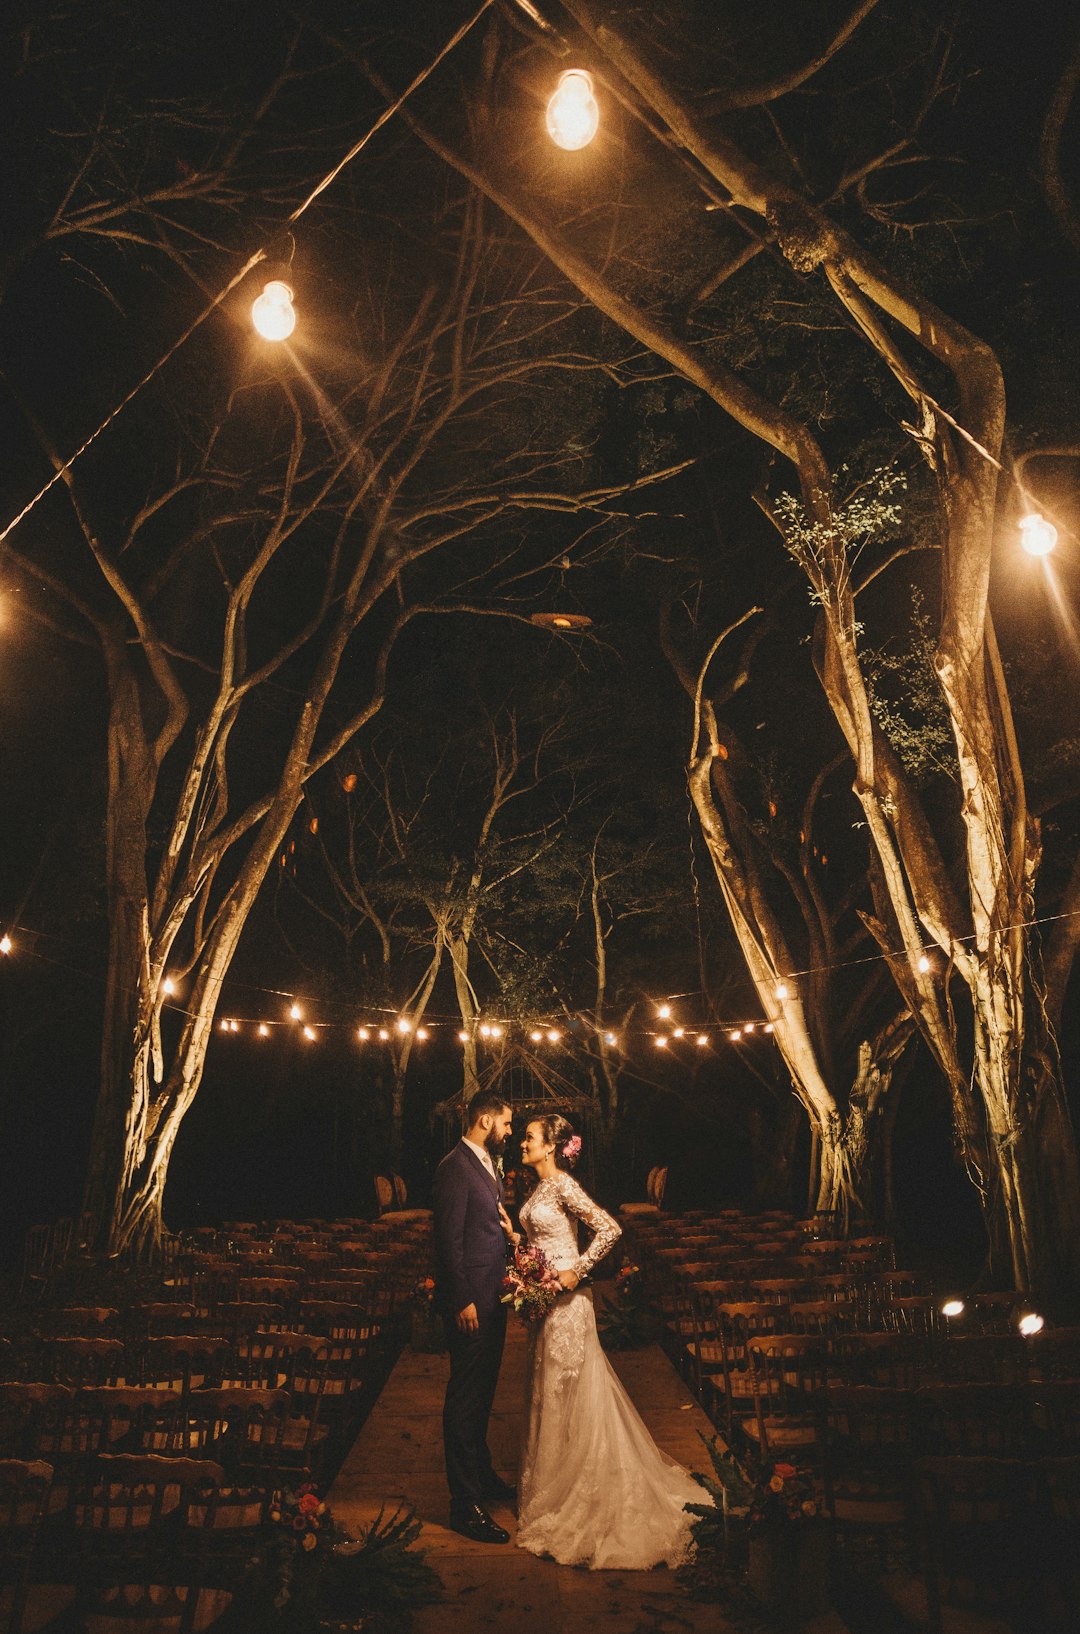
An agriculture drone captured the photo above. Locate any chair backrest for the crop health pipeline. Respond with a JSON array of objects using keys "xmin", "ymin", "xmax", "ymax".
[
  {"xmin": 42, "ymin": 1337, "xmax": 125, "ymax": 1388},
  {"xmin": 374, "ymin": 1175, "xmax": 394, "ymax": 1213},
  {"xmin": 391, "ymin": 1173, "xmax": 408, "ymax": 1207},
  {"xmin": 50, "ymin": 1218, "xmax": 74, "ymax": 1267},
  {"xmin": 183, "ymin": 1389, "xmax": 290, "ymax": 1476},
  {"xmin": 0, "ymin": 1384, "xmax": 74, "ymax": 1463},
  {"xmin": 0, "ymin": 1458, "xmax": 54, "ymax": 1633}
]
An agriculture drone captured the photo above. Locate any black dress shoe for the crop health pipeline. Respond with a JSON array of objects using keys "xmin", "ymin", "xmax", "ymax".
[
  {"xmin": 448, "ymin": 1502, "xmax": 510, "ymax": 1543},
  {"xmin": 480, "ymin": 1475, "xmax": 517, "ymax": 1504}
]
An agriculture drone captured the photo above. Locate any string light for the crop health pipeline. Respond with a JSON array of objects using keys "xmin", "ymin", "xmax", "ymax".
[
  {"xmin": 479, "ymin": 1023, "xmax": 492, "ymax": 1038},
  {"xmin": 219, "ymin": 1018, "xmax": 230, "ymax": 1032},
  {"xmin": 743, "ymin": 1022, "xmax": 755, "ymax": 1034},
  {"xmin": 0, "ymin": 934, "xmax": 12, "ymax": 955},
  {"xmin": 457, "ymin": 1030, "xmax": 469, "ymax": 1042},
  {"xmin": 416, "ymin": 1027, "xmax": 428, "ymax": 1041},
  {"xmin": 764, "ymin": 1023, "xmax": 774, "ymax": 1034},
  {"xmin": 289, "ymin": 1003, "xmax": 302, "ymax": 1022},
  {"xmin": 395, "ymin": 1017, "xmax": 411, "ymax": 1034},
  {"xmin": 161, "ymin": 976, "xmax": 175, "ymax": 996},
  {"xmin": 729, "ymin": 1029, "xmax": 742, "ymax": 1042},
  {"xmin": 302, "ymin": 1025, "xmax": 316, "ymax": 1041},
  {"xmin": 605, "ymin": 1032, "xmax": 618, "ymax": 1046},
  {"xmin": 251, "ymin": 279, "xmax": 296, "ymax": 341},
  {"xmin": 673, "ymin": 1026, "xmax": 685, "ymax": 1039},
  {"xmin": 378, "ymin": 1028, "xmax": 390, "ymax": 1042},
  {"xmin": 490, "ymin": 1024, "xmax": 504, "ymax": 1039},
  {"xmin": 258, "ymin": 1023, "xmax": 269, "ymax": 1038},
  {"xmin": 696, "ymin": 1034, "xmax": 709, "ymax": 1047},
  {"xmin": 357, "ymin": 1027, "xmax": 370, "ymax": 1042},
  {"xmin": 775, "ymin": 982, "xmax": 790, "ymax": 1001},
  {"xmin": 917, "ymin": 953, "xmax": 931, "ymax": 973},
  {"xmin": 529, "ymin": 1029, "xmax": 544, "ymax": 1043},
  {"xmin": 229, "ymin": 1019, "xmax": 239, "ymax": 1033},
  {"xmin": 655, "ymin": 1035, "xmax": 669, "ymax": 1049},
  {"xmin": 546, "ymin": 69, "xmax": 600, "ymax": 151},
  {"xmin": 546, "ymin": 1029, "xmax": 561, "ymax": 1043},
  {"xmin": 1019, "ymin": 513, "xmax": 1057, "ymax": 557},
  {"xmin": 657, "ymin": 1004, "xmax": 672, "ymax": 1020}
]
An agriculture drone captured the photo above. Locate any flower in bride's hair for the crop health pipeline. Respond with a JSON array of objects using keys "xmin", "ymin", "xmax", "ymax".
[{"xmin": 562, "ymin": 1134, "xmax": 582, "ymax": 1163}]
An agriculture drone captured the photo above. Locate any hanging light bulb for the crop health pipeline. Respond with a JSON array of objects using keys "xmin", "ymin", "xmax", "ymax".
[
  {"xmin": 673, "ymin": 1027, "xmax": 685, "ymax": 1039},
  {"xmin": 219, "ymin": 1018, "xmax": 230, "ymax": 1032},
  {"xmin": 547, "ymin": 1029, "xmax": 561, "ymax": 1043},
  {"xmin": 229, "ymin": 1019, "xmax": 239, "ymax": 1033},
  {"xmin": 530, "ymin": 1030, "xmax": 544, "ymax": 1043},
  {"xmin": 764, "ymin": 1022, "xmax": 775, "ymax": 1034},
  {"xmin": 729, "ymin": 1029, "xmax": 742, "ymax": 1042},
  {"xmin": 161, "ymin": 976, "xmax": 175, "ymax": 997},
  {"xmin": 251, "ymin": 279, "xmax": 296, "ymax": 341},
  {"xmin": 457, "ymin": 1030, "xmax": 469, "ymax": 1043},
  {"xmin": 416, "ymin": 1027, "xmax": 428, "ymax": 1041},
  {"xmin": 302, "ymin": 1025, "xmax": 316, "ymax": 1041},
  {"xmin": 357, "ymin": 1027, "xmax": 370, "ymax": 1042},
  {"xmin": 775, "ymin": 982, "xmax": 790, "ymax": 1001},
  {"xmin": 696, "ymin": 1034, "xmax": 709, "ymax": 1047},
  {"xmin": 479, "ymin": 1023, "xmax": 492, "ymax": 1038},
  {"xmin": 917, "ymin": 953, "xmax": 931, "ymax": 973},
  {"xmin": 655, "ymin": 1035, "xmax": 669, "ymax": 1049},
  {"xmin": 1018, "ymin": 1312, "xmax": 1045, "ymax": 1336},
  {"xmin": 941, "ymin": 1298, "xmax": 965, "ymax": 1318},
  {"xmin": 657, "ymin": 1004, "xmax": 672, "ymax": 1020},
  {"xmin": 605, "ymin": 1032, "xmax": 618, "ymax": 1046},
  {"xmin": 378, "ymin": 1028, "xmax": 390, "ymax": 1042},
  {"xmin": 289, "ymin": 1003, "xmax": 302, "ymax": 1022},
  {"xmin": 490, "ymin": 1024, "xmax": 504, "ymax": 1039},
  {"xmin": 743, "ymin": 1022, "xmax": 755, "ymax": 1034},
  {"xmin": 396, "ymin": 1017, "xmax": 411, "ymax": 1034},
  {"xmin": 546, "ymin": 69, "xmax": 600, "ymax": 150},
  {"xmin": 0, "ymin": 934, "xmax": 12, "ymax": 955},
  {"xmin": 258, "ymin": 1023, "xmax": 270, "ymax": 1038},
  {"xmin": 1018, "ymin": 513, "xmax": 1057, "ymax": 557}
]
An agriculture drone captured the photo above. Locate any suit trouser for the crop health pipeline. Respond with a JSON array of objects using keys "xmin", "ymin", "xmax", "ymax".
[{"xmin": 442, "ymin": 1302, "xmax": 507, "ymax": 1504}]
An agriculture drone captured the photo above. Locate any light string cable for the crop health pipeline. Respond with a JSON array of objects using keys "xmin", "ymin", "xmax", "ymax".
[
  {"xmin": 0, "ymin": 0, "xmax": 495, "ymax": 552},
  {"xmin": 7, "ymin": 902, "xmax": 1080, "ymax": 1039}
]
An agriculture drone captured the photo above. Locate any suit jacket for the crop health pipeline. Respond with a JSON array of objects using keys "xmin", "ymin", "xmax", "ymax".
[{"xmin": 432, "ymin": 1140, "xmax": 507, "ymax": 1317}]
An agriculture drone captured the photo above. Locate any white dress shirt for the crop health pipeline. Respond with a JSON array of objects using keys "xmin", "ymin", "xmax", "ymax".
[{"xmin": 462, "ymin": 1135, "xmax": 497, "ymax": 1181}]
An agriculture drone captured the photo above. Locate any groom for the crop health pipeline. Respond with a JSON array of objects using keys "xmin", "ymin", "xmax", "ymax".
[{"xmin": 432, "ymin": 1088, "xmax": 516, "ymax": 1543}]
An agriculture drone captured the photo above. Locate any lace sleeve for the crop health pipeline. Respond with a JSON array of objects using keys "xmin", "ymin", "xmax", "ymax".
[{"xmin": 557, "ymin": 1173, "xmax": 622, "ymax": 1279}]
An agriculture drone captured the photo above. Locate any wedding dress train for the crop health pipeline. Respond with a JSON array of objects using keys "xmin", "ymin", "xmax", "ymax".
[{"xmin": 515, "ymin": 1172, "xmax": 701, "ymax": 1569}]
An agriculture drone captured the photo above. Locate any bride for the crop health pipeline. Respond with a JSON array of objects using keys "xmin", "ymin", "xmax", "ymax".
[{"xmin": 500, "ymin": 1112, "xmax": 702, "ymax": 1570}]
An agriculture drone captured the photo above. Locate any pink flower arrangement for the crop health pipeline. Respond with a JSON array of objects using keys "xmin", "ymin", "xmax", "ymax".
[
  {"xmin": 501, "ymin": 1242, "xmax": 562, "ymax": 1323},
  {"xmin": 561, "ymin": 1134, "xmax": 582, "ymax": 1164}
]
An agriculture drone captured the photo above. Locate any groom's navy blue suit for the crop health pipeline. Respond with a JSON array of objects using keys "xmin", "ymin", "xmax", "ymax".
[{"xmin": 432, "ymin": 1139, "xmax": 509, "ymax": 1506}]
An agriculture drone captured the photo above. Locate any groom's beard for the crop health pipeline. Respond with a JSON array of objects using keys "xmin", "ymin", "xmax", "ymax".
[{"xmin": 485, "ymin": 1130, "xmax": 510, "ymax": 1156}]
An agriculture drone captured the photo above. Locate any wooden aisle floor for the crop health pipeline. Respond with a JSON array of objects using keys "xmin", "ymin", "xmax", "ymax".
[{"xmin": 330, "ymin": 1314, "xmax": 733, "ymax": 1634}]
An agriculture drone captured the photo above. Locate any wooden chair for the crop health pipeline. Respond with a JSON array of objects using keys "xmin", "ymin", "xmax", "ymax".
[
  {"xmin": 938, "ymin": 1333, "xmax": 1029, "ymax": 1386},
  {"xmin": 18, "ymin": 1225, "xmax": 52, "ymax": 1300},
  {"xmin": 833, "ymin": 1331, "xmax": 928, "ymax": 1390},
  {"xmin": 710, "ymin": 1303, "xmax": 791, "ymax": 1441},
  {"xmin": 911, "ymin": 1456, "xmax": 1038, "ymax": 1633},
  {"xmin": 138, "ymin": 1337, "xmax": 232, "ymax": 1393},
  {"xmin": 819, "ymin": 1386, "xmax": 916, "ymax": 1558},
  {"xmin": 0, "ymin": 1458, "xmax": 56, "ymax": 1634},
  {"xmin": 0, "ymin": 1383, "xmax": 74, "ymax": 1464},
  {"xmin": 914, "ymin": 1383, "xmax": 1033, "ymax": 1458},
  {"xmin": 41, "ymin": 1337, "xmax": 126, "ymax": 1389},
  {"xmin": 181, "ymin": 1389, "xmax": 291, "ymax": 1482},
  {"xmin": 744, "ymin": 1335, "xmax": 829, "ymax": 1461}
]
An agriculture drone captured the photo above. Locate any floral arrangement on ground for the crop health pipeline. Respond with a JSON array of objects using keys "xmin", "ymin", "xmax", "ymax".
[
  {"xmin": 597, "ymin": 1261, "xmax": 658, "ymax": 1350},
  {"xmin": 250, "ymin": 1485, "xmax": 443, "ymax": 1633}
]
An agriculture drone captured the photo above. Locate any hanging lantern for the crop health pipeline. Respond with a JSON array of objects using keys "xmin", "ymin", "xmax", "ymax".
[
  {"xmin": 546, "ymin": 69, "xmax": 600, "ymax": 150},
  {"xmin": 252, "ymin": 279, "xmax": 297, "ymax": 341}
]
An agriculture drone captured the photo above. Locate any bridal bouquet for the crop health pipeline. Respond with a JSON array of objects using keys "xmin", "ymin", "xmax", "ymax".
[{"xmin": 501, "ymin": 1243, "xmax": 562, "ymax": 1324}]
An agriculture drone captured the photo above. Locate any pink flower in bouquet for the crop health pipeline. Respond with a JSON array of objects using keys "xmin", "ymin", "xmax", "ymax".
[{"xmin": 501, "ymin": 1242, "xmax": 562, "ymax": 1324}]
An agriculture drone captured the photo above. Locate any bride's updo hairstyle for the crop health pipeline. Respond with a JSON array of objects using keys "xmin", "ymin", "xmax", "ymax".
[{"xmin": 534, "ymin": 1112, "xmax": 582, "ymax": 1170}]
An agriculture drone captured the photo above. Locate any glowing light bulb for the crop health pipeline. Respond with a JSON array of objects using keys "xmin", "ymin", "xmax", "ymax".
[
  {"xmin": 0, "ymin": 934, "xmax": 11, "ymax": 955},
  {"xmin": 547, "ymin": 1029, "xmax": 561, "ymax": 1043},
  {"xmin": 357, "ymin": 1027, "xmax": 370, "ymax": 1042},
  {"xmin": 416, "ymin": 1027, "xmax": 428, "ymax": 1041},
  {"xmin": 941, "ymin": 1299, "xmax": 965, "ymax": 1318},
  {"xmin": 490, "ymin": 1024, "xmax": 504, "ymax": 1039},
  {"xmin": 378, "ymin": 1028, "xmax": 389, "ymax": 1042},
  {"xmin": 396, "ymin": 1017, "xmax": 411, "ymax": 1034},
  {"xmin": 775, "ymin": 982, "xmax": 790, "ymax": 1001},
  {"xmin": 1018, "ymin": 1312, "xmax": 1044, "ymax": 1336},
  {"xmin": 302, "ymin": 1025, "xmax": 316, "ymax": 1041},
  {"xmin": 457, "ymin": 1030, "xmax": 468, "ymax": 1043},
  {"xmin": 530, "ymin": 1030, "xmax": 544, "ymax": 1043},
  {"xmin": 546, "ymin": 69, "xmax": 599, "ymax": 151},
  {"xmin": 743, "ymin": 1022, "xmax": 755, "ymax": 1034},
  {"xmin": 605, "ymin": 1032, "xmax": 617, "ymax": 1046},
  {"xmin": 289, "ymin": 1003, "xmax": 302, "ymax": 1022},
  {"xmin": 229, "ymin": 1019, "xmax": 239, "ymax": 1033},
  {"xmin": 1019, "ymin": 513, "xmax": 1057, "ymax": 557},
  {"xmin": 220, "ymin": 1018, "xmax": 230, "ymax": 1032},
  {"xmin": 251, "ymin": 279, "xmax": 296, "ymax": 341},
  {"xmin": 479, "ymin": 1023, "xmax": 492, "ymax": 1038},
  {"xmin": 258, "ymin": 1023, "xmax": 269, "ymax": 1038},
  {"xmin": 917, "ymin": 953, "xmax": 931, "ymax": 973},
  {"xmin": 696, "ymin": 1034, "xmax": 708, "ymax": 1047},
  {"xmin": 161, "ymin": 976, "xmax": 175, "ymax": 996},
  {"xmin": 655, "ymin": 1035, "xmax": 668, "ymax": 1048},
  {"xmin": 657, "ymin": 1004, "xmax": 672, "ymax": 1020},
  {"xmin": 729, "ymin": 1029, "xmax": 742, "ymax": 1042},
  {"xmin": 673, "ymin": 1027, "xmax": 685, "ymax": 1039},
  {"xmin": 764, "ymin": 1022, "xmax": 775, "ymax": 1034}
]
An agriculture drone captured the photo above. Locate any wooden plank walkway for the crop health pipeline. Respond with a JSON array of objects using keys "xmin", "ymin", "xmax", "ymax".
[{"xmin": 330, "ymin": 1315, "xmax": 731, "ymax": 1633}]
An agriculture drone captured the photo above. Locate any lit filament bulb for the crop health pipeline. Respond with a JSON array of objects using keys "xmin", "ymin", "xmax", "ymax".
[
  {"xmin": 0, "ymin": 935, "xmax": 12, "ymax": 955},
  {"xmin": 490, "ymin": 1024, "xmax": 504, "ymax": 1039},
  {"xmin": 696, "ymin": 1034, "xmax": 708, "ymax": 1047},
  {"xmin": 775, "ymin": 982, "xmax": 789, "ymax": 1001},
  {"xmin": 161, "ymin": 976, "xmax": 175, "ymax": 997},
  {"xmin": 1019, "ymin": 513, "xmax": 1057, "ymax": 557},
  {"xmin": 357, "ymin": 1027, "xmax": 370, "ymax": 1042},
  {"xmin": 655, "ymin": 1035, "xmax": 668, "ymax": 1049},
  {"xmin": 605, "ymin": 1032, "xmax": 617, "ymax": 1046},
  {"xmin": 1018, "ymin": 1312, "xmax": 1044, "ymax": 1336},
  {"xmin": 941, "ymin": 1299, "xmax": 965, "ymax": 1318},
  {"xmin": 479, "ymin": 1024, "xmax": 492, "ymax": 1039},
  {"xmin": 415, "ymin": 1027, "xmax": 428, "ymax": 1041},
  {"xmin": 258, "ymin": 1023, "xmax": 269, "ymax": 1038},
  {"xmin": 530, "ymin": 1030, "xmax": 544, "ymax": 1043},
  {"xmin": 729, "ymin": 1029, "xmax": 742, "ymax": 1042},
  {"xmin": 917, "ymin": 953, "xmax": 931, "ymax": 973},
  {"xmin": 673, "ymin": 1027, "xmax": 685, "ymax": 1039},
  {"xmin": 546, "ymin": 69, "xmax": 600, "ymax": 151},
  {"xmin": 378, "ymin": 1028, "xmax": 390, "ymax": 1042},
  {"xmin": 289, "ymin": 1003, "xmax": 302, "ymax": 1022},
  {"xmin": 396, "ymin": 1017, "xmax": 411, "ymax": 1034},
  {"xmin": 457, "ymin": 1030, "xmax": 468, "ymax": 1043},
  {"xmin": 302, "ymin": 1025, "xmax": 316, "ymax": 1041},
  {"xmin": 251, "ymin": 279, "xmax": 296, "ymax": 341},
  {"xmin": 229, "ymin": 1019, "xmax": 239, "ymax": 1033},
  {"xmin": 547, "ymin": 1029, "xmax": 561, "ymax": 1043},
  {"xmin": 657, "ymin": 1004, "xmax": 672, "ymax": 1021}
]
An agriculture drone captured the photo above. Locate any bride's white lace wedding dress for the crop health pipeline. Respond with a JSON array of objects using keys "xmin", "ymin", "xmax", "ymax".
[{"xmin": 515, "ymin": 1171, "xmax": 701, "ymax": 1569}]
